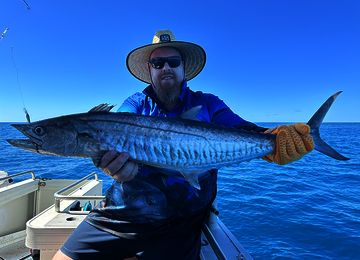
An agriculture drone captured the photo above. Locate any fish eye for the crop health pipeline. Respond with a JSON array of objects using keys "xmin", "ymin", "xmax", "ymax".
[
  {"xmin": 79, "ymin": 133, "xmax": 93, "ymax": 138},
  {"xmin": 33, "ymin": 126, "xmax": 45, "ymax": 136},
  {"xmin": 146, "ymin": 198, "xmax": 155, "ymax": 205}
]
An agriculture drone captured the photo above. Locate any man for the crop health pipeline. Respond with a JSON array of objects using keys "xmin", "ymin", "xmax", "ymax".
[{"xmin": 53, "ymin": 30, "xmax": 314, "ymax": 260}]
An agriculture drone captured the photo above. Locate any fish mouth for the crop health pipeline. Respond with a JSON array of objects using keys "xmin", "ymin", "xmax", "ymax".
[{"xmin": 6, "ymin": 138, "xmax": 39, "ymax": 149}]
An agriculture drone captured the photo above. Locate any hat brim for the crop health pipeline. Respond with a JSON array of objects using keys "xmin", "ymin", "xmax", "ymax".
[{"xmin": 126, "ymin": 41, "xmax": 206, "ymax": 84}]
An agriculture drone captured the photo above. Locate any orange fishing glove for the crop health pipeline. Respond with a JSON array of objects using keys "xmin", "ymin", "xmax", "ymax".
[{"xmin": 262, "ymin": 123, "xmax": 315, "ymax": 165}]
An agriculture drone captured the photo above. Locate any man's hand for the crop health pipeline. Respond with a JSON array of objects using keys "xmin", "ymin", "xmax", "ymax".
[
  {"xmin": 99, "ymin": 151, "xmax": 138, "ymax": 181},
  {"xmin": 262, "ymin": 123, "xmax": 315, "ymax": 165}
]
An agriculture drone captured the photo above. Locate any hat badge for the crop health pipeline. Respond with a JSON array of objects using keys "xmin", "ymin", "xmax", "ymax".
[{"xmin": 160, "ymin": 34, "xmax": 171, "ymax": 42}]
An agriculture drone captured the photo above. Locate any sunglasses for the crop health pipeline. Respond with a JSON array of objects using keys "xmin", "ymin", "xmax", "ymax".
[{"xmin": 148, "ymin": 56, "xmax": 182, "ymax": 69}]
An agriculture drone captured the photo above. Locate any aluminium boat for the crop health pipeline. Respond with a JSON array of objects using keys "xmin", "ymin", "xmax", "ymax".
[{"xmin": 0, "ymin": 170, "xmax": 253, "ymax": 260}]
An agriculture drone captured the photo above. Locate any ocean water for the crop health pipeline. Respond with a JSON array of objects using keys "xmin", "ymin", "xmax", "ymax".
[{"xmin": 1, "ymin": 122, "xmax": 359, "ymax": 259}]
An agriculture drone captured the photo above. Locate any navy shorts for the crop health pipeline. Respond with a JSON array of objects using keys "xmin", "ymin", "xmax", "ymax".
[{"xmin": 60, "ymin": 220, "xmax": 202, "ymax": 260}]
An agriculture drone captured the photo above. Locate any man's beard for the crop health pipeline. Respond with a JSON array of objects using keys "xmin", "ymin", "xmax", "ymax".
[{"xmin": 153, "ymin": 81, "xmax": 182, "ymax": 106}]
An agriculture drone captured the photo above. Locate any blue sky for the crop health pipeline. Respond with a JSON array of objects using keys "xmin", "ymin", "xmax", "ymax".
[{"xmin": 1, "ymin": 0, "xmax": 359, "ymax": 123}]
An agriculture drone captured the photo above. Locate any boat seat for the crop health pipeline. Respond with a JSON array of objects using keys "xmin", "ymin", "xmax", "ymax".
[{"xmin": 25, "ymin": 176, "xmax": 102, "ymax": 260}]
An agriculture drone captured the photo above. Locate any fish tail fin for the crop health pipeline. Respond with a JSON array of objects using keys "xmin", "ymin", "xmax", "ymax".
[{"xmin": 307, "ymin": 91, "xmax": 349, "ymax": 161}]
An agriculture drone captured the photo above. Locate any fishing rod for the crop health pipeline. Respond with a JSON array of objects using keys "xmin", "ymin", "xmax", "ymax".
[{"xmin": 11, "ymin": 46, "xmax": 31, "ymax": 123}]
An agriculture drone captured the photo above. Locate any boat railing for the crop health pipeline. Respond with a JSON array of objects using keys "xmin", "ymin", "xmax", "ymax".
[
  {"xmin": 54, "ymin": 171, "xmax": 105, "ymax": 212},
  {"xmin": 202, "ymin": 223, "xmax": 227, "ymax": 260},
  {"xmin": 0, "ymin": 170, "xmax": 35, "ymax": 182}
]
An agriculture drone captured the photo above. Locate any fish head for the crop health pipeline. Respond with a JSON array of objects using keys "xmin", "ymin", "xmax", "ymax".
[
  {"xmin": 7, "ymin": 118, "xmax": 79, "ymax": 157},
  {"xmin": 105, "ymin": 179, "xmax": 168, "ymax": 223}
]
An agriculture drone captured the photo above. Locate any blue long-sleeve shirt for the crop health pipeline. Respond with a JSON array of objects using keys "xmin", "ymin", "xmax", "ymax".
[
  {"xmin": 86, "ymin": 81, "xmax": 264, "ymax": 239},
  {"xmin": 119, "ymin": 81, "xmax": 254, "ymax": 128}
]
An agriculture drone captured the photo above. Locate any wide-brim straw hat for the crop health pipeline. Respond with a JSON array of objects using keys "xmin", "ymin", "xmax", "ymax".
[{"xmin": 126, "ymin": 30, "xmax": 206, "ymax": 84}]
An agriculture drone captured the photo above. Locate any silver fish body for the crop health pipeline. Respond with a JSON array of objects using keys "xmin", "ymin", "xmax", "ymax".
[
  {"xmin": 7, "ymin": 92, "xmax": 350, "ymax": 189},
  {"xmin": 7, "ymin": 109, "xmax": 276, "ymax": 189}
]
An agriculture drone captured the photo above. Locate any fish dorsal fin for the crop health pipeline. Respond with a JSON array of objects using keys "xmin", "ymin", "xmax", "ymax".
[
  {"xmin": 178, "ymin": 106, "xmax": 202, "ymax": 121},
  {"xmin": 88, "ymin": 103, "xmax": 115, "ymax": 113}
]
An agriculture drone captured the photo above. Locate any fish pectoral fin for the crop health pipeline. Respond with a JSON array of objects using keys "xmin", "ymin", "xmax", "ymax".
[{"xmin": 180, "ymin": 171, "xmax": 201, "ymax": 190}]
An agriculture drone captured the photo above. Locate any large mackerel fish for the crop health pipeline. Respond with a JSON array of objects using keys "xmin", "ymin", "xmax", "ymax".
[{"xmin": 7, "ymin": 92, "xmax": 349, "ymax": 189}]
